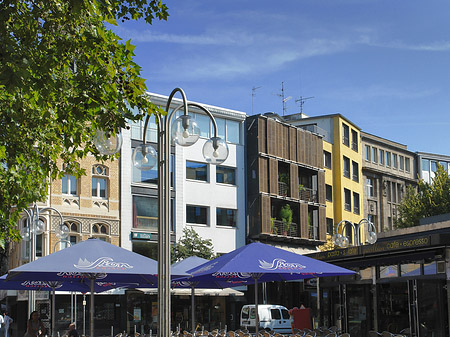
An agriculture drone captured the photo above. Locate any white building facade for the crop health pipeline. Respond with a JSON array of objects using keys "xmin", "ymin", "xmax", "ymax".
[{"xmin": 120, "ymin": 92, "xmax": 247, "ymax": 257}]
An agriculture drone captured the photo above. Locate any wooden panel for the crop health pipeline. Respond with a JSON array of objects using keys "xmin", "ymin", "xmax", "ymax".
[
  {"xmin": 276, "ymin": 122, "xmax": 283, "ymax": 158},
  {"xmin": 261, "ymin": 195, "xmax": 271, "ymax": 234},
  {"xmin": 258, "ymin": 117, "xmax": 267, "ymax": 154},
  {"xmin": 269, "ymin": 158, "xmax": 278, "ymax": 194},
  {"xmin": 259, "ymin": 157, "xmax": 269, "ymax": 193},
  {"xmin": 318, "ymin": 170, "xmax": 326, "ymax": 205},
  {"xmin": 300, "ymin": 203, "xmax": 309, "ymax": 239},
  {"xmin": 311, "ymin": 134, "xmax": 318, "ymax": 167},
  {"xmin": 317, "ymin": 136, "xmax": 323, "ymax": 169},
  {"xmin": 267, "ymin": 118, "xmax": 277, "ymax": 156},
  {"xmin": 289, "ymin": 127, "xmax": 297, "ymax": 162},
  {"xmin": 297, "ymin": 129, "xmax": 305, "ymax": 163},
  {"xmin": 290, "ymin": 163, "xmax": 299, "ymax": 199},
  {"xmin": 319, "ymin": 206, "xmax": 327, "ymax": 241},
  {"xmin": 282, "ymin": 124, "xmax": 289, "ymax": 159}
]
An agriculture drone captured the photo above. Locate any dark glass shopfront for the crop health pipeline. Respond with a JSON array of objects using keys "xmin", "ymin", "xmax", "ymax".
[{"xmin": 308, "ymin": 231, "xmax": 450, "ymax": 337}]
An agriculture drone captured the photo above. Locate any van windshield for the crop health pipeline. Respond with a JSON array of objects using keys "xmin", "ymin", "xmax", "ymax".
[
  {"xmin": 250, "ymin": 308, "xmax": 256, "ymax": 319},
  {"xmin": 271, "ymin": 309, "xmax": 281, "ymax": 319},
  {"xmin": 242, "ymin": 307, "xmax": 249, "ymax": 319}
]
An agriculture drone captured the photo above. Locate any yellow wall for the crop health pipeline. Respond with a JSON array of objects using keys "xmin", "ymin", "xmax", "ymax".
[{"xmin": 331, "ymin": 116, "xmax": 365, "ymax": 230}]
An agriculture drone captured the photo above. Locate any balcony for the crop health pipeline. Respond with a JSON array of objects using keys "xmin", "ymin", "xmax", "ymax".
[
  {"xmin": 270, "ymin": 219, "xmax": 299, "ymax": 238},
  {"xmin": 299, "ymin": 187, "xmax": 318, "ymax": 203},
  {"xmin": 278, "ymin": 181, "xmax": 289, "ymax": 196}
]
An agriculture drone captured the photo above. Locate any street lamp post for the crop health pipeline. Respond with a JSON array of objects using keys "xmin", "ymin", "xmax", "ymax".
[
  {"xmin": 95, "ymin": 88, "xmax": 229, "ymax": 337},
  {"xmin": 19, "ymin": 203, "xmax": 69, "ymax": 335},
  {"xmin": 333, "ymin": 218, "xmax": 377, "ymax": 248}
]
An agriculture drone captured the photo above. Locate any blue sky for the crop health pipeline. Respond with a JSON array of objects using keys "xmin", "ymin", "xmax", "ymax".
[{"xmin": 112, "ymin": 0, "xmax": 450, "ymax": 156}]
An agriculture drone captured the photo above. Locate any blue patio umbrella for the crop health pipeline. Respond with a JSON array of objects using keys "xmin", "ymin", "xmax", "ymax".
[
  {"xmin": 5, "ymin": 238, "xmax": 172, "ymax": 337},
  {"xmin": 185, "ymin": 242, "xmax": 355, "ymax": 336}
]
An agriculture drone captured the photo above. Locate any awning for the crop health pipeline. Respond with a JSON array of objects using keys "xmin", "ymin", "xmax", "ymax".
[{"xmin": 137, "ymin": 288, "xmax": 245, "ymax": 296}]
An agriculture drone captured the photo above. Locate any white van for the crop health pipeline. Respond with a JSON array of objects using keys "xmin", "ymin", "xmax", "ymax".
[{"xmin": 240, "ymin": 304, "xmax": 291, "ymax": 333}]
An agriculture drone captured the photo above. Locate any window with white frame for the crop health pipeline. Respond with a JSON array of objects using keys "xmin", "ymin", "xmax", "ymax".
[
  {"xmin": 92, "ymin": 164, "xmax": 108, "ymax": 198},
  {"xmin": 186, "ymin": 205, "xmax": 208, "ymax": 225},
  {"xmin": 62, "ymin": 174, "xmax": 78, "ymax": 195},
  {"xmin": 216, "ymin": 208, "xmax": 237, "ymax": 227},
  {"xmin": 367, "ymin": 177, "xmax": 374, "ymax": 197},
  {"xmin": 21, "ymin": 218, "xmax": 44, "ymax": 259},
  {"xmin": 216, "ymin": 166, "xmax": 236, "ymax": 185},
  {"xmin": 60, "ymin": 221, "xmax": 80, "ymax": 249},
  {"xmin": 365, "ymin": 145, "xmax": 371, "ymax": 161}
]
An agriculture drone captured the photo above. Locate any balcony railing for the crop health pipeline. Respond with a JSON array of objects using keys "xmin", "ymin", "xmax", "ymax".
[
  {"xmin": 270, "ymin": 220, "xmax": 299, "ymax": 238},
  {"xmin": 299, "ymin": 187, "xmax": 318, "ymax": 203},
  {"xmin": 278, "ymin": 181, "xmax": 289, "ymax": 196}
]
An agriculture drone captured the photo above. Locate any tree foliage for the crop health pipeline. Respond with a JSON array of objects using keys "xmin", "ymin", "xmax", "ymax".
[
  {"xmin": 0, "ymin": 0, "xmax": 168, "ymax": 248},
  {"xmin": 395, "ymin": 164, "xmax": 450, "ymax": 228},
  {"xmin": 171, "ymin": 227, "xmax": 216, "ymax": 263}
]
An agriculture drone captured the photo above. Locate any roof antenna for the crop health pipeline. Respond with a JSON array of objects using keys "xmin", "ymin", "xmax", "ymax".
[
  {"xmin": 252, "ymin": 86, "xmax": 262, "ymax": 114},
  {"xmin": 276, "ymin": 82, "xmax": 292, "ymax": 115},
  {"xmin": 295, "ymin": 96, "xmax": 314, "ymax": 115}
]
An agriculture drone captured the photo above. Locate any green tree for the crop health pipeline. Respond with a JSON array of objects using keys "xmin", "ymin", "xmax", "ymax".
[
  {"xmin": 0, "ymin": 0, "xmax": 169, "ymax": 248},
  {"xmin": 395, "ymin": 164, "xmax": 450, "ymax": 228},
  {"xmin": 171, "ymin": 227, "xmax": 215, "ymax": 263}
]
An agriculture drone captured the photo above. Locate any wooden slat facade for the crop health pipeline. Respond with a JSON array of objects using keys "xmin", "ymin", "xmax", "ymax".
[{"xmin": 261, "ymin": 195, "xmax": 271, "ymax": 234}]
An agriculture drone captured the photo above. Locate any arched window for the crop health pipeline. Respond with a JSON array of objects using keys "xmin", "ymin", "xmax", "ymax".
[
  {"xmin": 60, "ymin": 221, "xmax": 81, "ymax": 249},
  {"xmin": 92, "ymin": 223, "xmax": 109, "ymax": 241}
]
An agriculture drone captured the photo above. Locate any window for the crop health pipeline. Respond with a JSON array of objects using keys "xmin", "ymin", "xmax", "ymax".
[
  {"xmin": 194, "ymin": 113, "xmax": 211, "ymax": 138},
  {"xmin": 186, "ymin": 205, "xmax": 208, "ymax": 225},
  {"xmin": 393, "ymin": 154, "xmax": 398, "ymax": 169},
  {"xmin": 342, "ymin": 123, "xmax": 349, "ymax": 147},
  {"xmin": 21, "ymin": 218, "xmax": 44, "ymax": 259},
  {"xmin": 216, "ymin": 208, "xmax": 237, "ymax": 227},
  {"xmin": 353, "ymin": 192, "xmax": 360, "ymax": 214},
  {"xmin": 379, "ymin": 149, "xmax": 385, "ymax": 165},
  {"xmin": 60, "ymin": 221, "xmax": 80, "ymax": 249},
  {"xmin": 343, "ymin": 156, "xmax": 350, "ymax": 178},
  {"xmin": 92, "ymin": 223, "xmax": 109, "ymax": 241},
  {"xmin": 326, "ymin": 218, "xmax": 334, "ymax": 235},
  {"xmin": 186, "ymin": 161, "xmax": 208, "ymax": 181},
  {"xmin": 226, "ymin": 120, "xmax": 241, "ymax": 144},
  {"xmin": 431, "ymin": 160, "xmax": 438, "ymax": 172},
  {"xmin": 352, "ymin": 161, "xmax": 359, "ymax": 182},
  {"xmin": 325, "ymin": 184, "xmax": 333, "ymax": 202},
  {"xmin": 367, "ymin": 178, "xmax": 374, "ymax": 197},
  {"xmin": 399, "ymin": 156, "xmax": 404, "ymax": 170},
  {"xmin": 344, "ymin": 188, "xmax": 351, "ymax": 211},
  {"xmin": 133, "ymin": 153, "xmax": 174, "ymax": 186},
  {"xmin": 133, "ymin": 196, "xmax": 158, "ymax": 230},
  {"xmin": 372, "ymin": 147, "xmax": 378, "ymax": 163},
  {"xmin": 216, "ymin": 166, "xmax": 236, "ymax": 185},
  {"xmin": 386, "ymin": 152, "xmax": 391, "ymax": 167},
  {"xmin": 351, "ymin": 129, "xmax": 358, "ymax": 152},
  {"xmin": 92, "ymin": 165, "xmax": 108, "ymax": 198},
  {"xmin": 62, "ymin": 174, "xmax": 78, "ymax": 195},
  {"xmin": 439, "ymin": 161, "xmax": 448, "ymax": 171},
  {"xmin": 405, "ymin": 157, "xmax": 410, "ymax": 172},
  {"xmin": 323, "ymin": 151, "xmax": 332, "ymax": 169},
  {"xmin": 365, "ymin": 145, "xmax": 371, "ymax": 161}
]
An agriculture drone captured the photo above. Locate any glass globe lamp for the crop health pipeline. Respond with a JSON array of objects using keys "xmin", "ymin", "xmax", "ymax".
[
  {"xmin": 34, "ymin": 219, "xmax": 45, "ymax": 235},
  {"xmin": 20, "ymin": 227, "xmax": 30, "ymax": 241},
  {"xmin": 340, "ymin": 236, "xmax": 350, "ymax": 248},
  {"xmin": 202, "ymin": 137, "xmax": 229, "ymax": 164},
  {"xmin": 332, "ymin": 233, "xmax": 342, "ymax": 246},
  {"xmin": 56, "ymin": 224, "xmax": 69, "ymax": 239},
  {"xmin": 367, "ymin": 231, "xmax": 377, "ymax": 244},
  {"xmin": 132, "ymin": 144, "xmax": 157, "ymax": 171},
  {"xmin": 93, "ymin": 129, "xmax": 123, "ymax": 155},
  {"xmin": 171, "ymin": 115, "xmax": 200, "ymax": 147}
]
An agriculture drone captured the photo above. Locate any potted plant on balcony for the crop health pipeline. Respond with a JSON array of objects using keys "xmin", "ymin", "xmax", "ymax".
[
  {"xmin": 270, "ymin": 217, "xmax": 278, "ymax": 235},
  {"xmin": 280, "ymin": 204, "xmax": 293, "ymax": 236}
]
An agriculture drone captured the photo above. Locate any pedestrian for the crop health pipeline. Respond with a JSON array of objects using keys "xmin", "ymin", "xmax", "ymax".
[
  {"xmin": 0, "ymin": 313, "xmax": 4, "ymax": 337},
  {"xmin": 2, "ymin": 312, "xmax": 13, "ymax": 337},
  {"xmin": 68, "ymin": 323, "xmax": 78, "ymax": 337},
  {"xmin": 24, "ymin": 311, "xmax": 45, "ymax": 337}
]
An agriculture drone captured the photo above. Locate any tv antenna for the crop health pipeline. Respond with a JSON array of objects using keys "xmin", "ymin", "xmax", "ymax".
[
  {"xmin": 276, "ymin": 82, "xmax": 292, "ymax": 115},
  {"xmin": 251, "ymin": 86, "xmax": 262, "ymax": 114},
  {"xmin": 295, "ymin": 96, "xmax": 314, "ymax": 114}
]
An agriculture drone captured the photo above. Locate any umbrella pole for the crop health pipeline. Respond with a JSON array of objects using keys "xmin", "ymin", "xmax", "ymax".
[
  {"xmin": 90, "ymin": 278, "xmax": 94, "ymax": 337},
  {"xmin": 52, "ymin": 287, "xmax": 56, "ymax": 337},
  {"xmin": 254, "ymin": 278, "xmax": 259, "ymax": 337},
  {"xmin": 191, "ymin": 286, "xmax": 195, "ymax": 335}
]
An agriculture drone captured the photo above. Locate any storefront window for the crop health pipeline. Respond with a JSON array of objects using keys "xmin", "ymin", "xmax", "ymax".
[
  {"xmin": 379, "ymin": 265, "xmax": 398, "ymax": 278},
  {"xmin": 400, "ymin": 263, "xmax": 421, "ymax": 276}
]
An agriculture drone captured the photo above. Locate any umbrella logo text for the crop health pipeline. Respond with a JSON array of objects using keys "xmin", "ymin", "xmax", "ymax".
[
  {"xmin": 259, "ymin": 258, "xmax": 306, "ymax": 271},
  {"xmin": 74, "ymin": 257, "xmax": 134, "ymax": 270}
]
